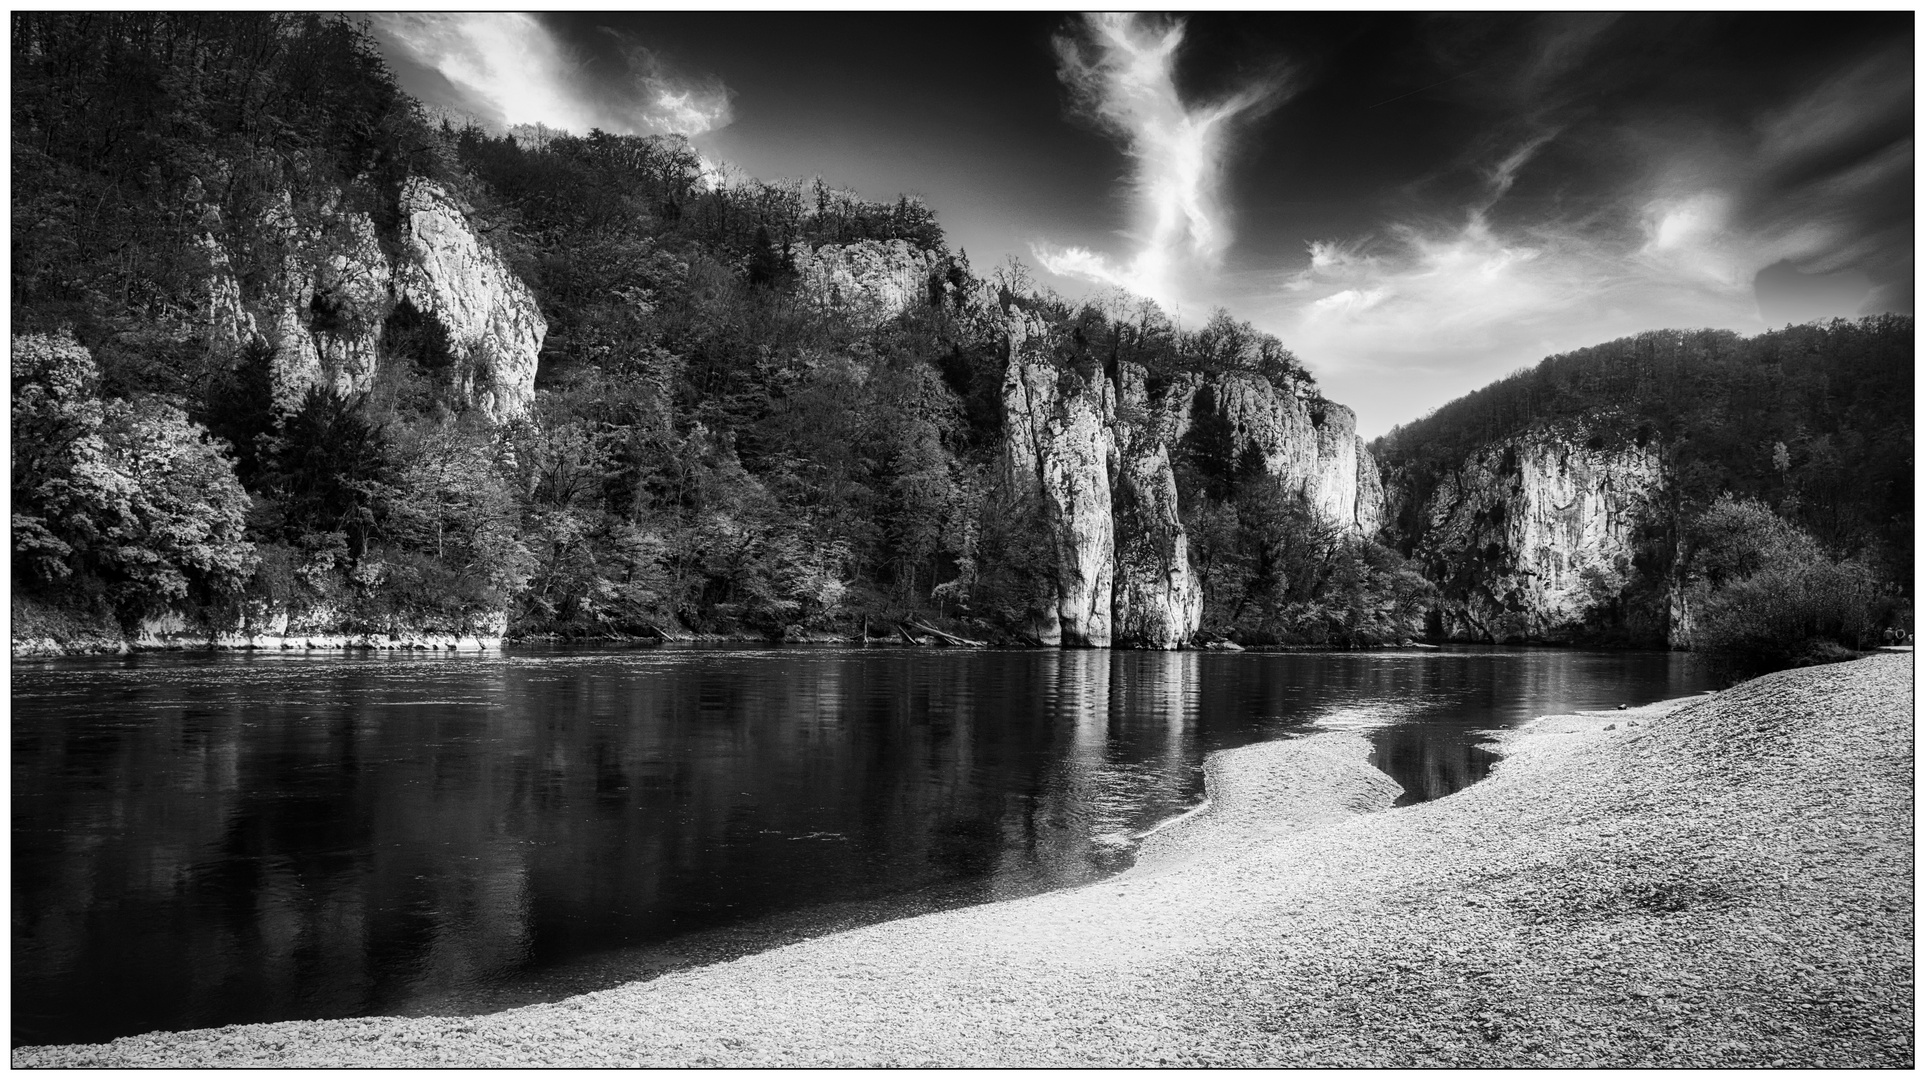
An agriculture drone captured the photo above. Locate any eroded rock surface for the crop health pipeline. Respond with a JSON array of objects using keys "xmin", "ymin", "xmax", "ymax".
[
  {"xmin": 791, "ymin": 239, "xmax": 935, "ymax": 327},
  {"xmin": 1110, "ymin": 366, "xmax": 1204, "ymax": 649},
  {"xmin": 394, "ymin": 177, "xmax": 546, "ymax": 421},
  {"xmin": 1411, "ymin": 428, "xmax": 1664, "ymax": 641},
  {"xmin": 193, "ymin": 178, "xmax": 544, "ymax": 421},
  {"xmin": 1168, "ymin": 371, "xmax": 1383, "ymax": 534},
  {"xmin": 1002, "ymin": 350, "xmax": 1119, "ymax": 647}
]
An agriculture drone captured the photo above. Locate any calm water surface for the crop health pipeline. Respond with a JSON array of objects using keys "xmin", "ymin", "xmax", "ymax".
[{"xmin": 13, "ymin": 644, "xmax": 1712, "ymax": 1046}]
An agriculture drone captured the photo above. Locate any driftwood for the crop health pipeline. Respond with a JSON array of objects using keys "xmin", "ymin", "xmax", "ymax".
[
  {"xmin": 908, "ymin": 620, "xmax": 987, "ymax": 647},
  {"xmin": 896, "ymin": 623, "xmax": 924, "ymax": 646}
]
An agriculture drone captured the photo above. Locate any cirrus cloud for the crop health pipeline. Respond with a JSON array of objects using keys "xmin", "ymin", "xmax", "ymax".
[
  {"xmin": 1032, "ymin": 13, "xmax": 1286, "ymax": 307},
  {"xmin": 371, "ymin": 13, "xmax": 733, "ymax": 137}
]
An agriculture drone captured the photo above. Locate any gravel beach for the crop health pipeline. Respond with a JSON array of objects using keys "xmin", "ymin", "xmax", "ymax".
[{"xmin": 16, "ymin": 653, "xmax": 1913, "ymax": 1068}]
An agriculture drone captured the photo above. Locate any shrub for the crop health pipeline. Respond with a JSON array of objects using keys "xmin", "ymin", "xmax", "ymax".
[{"xmin": 1689, "ymin": 498, "xmax": 1894, "ymax": 675}]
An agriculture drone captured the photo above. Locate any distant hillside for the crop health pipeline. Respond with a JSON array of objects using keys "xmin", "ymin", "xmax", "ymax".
[{"xmin": 1371, "ymin": 318, "xmax": 1913, "ymax": 651}]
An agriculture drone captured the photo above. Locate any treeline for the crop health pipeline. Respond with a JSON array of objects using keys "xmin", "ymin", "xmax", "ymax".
[
  {"xmin": 1374, "ymin": 320, "xmax": 1913, "ymax": 575},
  {"xmin": 12, "ymin": 12, "xmax": 1427, "ymax": 646}
]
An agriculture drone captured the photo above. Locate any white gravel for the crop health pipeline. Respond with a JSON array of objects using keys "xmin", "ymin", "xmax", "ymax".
[{"xmin": 15, "ymin": 654, "xmax": 1913, "ymax": 1067}]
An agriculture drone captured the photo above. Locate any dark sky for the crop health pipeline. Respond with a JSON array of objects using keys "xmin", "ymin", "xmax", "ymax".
[{"xmin": 372, "ymin": 12, "xmax": 1914, "ymax": 436}]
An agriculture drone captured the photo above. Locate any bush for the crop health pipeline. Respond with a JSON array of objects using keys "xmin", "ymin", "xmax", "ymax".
[{"xmin": 1688, "ymin": 497, "xmax": 1894, "ymax": 675}]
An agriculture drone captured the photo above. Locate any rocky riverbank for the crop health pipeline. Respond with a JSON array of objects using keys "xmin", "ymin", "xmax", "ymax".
[{"xmin": 15, "ymin": 654, "xmax": 1912, "ymax": 1067}]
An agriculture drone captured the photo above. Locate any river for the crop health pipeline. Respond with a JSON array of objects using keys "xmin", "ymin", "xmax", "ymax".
[{"xmin": 11, "ymin": 644, "xmax": 1713, "ymax": 1047}]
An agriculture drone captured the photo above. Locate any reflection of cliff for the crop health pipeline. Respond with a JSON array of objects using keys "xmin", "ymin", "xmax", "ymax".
[
  {"xmin": 11, "ymin": 651, "xmax": 1212, "ymax": 1044},
  {"xmin": 12, "ymin": 649, "xmax": 1707, "ymax": 1045}
]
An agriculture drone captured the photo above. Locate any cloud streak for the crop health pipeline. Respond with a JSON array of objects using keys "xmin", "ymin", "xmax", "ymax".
[
  {"xmin": 1237, "ymin": 21, "xmax": 1912, "ymax": 436},
  {"xmin": 1033, "ymin": 14, "xmax": 1284, "ymax": 307},
  {"xmin": 371, "ymin": 14, "xmax": 733, "ymax": 137}
]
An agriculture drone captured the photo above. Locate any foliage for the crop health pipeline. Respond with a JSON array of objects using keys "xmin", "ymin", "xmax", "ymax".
[
  {"xmin": 258, "ymin": 385, "xmax": 397, "ymax": 559},
  {"xmin": 11, "ymin": 331, "xmax": 256, "ymax": 620},
  {"xmin": 1682, "ymin": 496, "xmax": 1895, "ymax": 675},
  {"xmin": 1182, "ymin": 467, "xmax": 1433, "ymax": 647}
]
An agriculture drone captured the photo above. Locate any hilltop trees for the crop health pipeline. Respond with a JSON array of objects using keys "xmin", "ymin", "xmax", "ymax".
[{"xmin": 1373, "ymin": 319, "xmax": 1914, "ymax": 586}]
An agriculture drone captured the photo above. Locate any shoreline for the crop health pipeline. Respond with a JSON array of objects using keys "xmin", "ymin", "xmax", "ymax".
[
  {"xmin": 11, "ymin": 631, "xmax": 1703, "ymax": 661},
  {"xmin": 15, "ymin": 654, "xmax": 1912, "ymax": 1067}
]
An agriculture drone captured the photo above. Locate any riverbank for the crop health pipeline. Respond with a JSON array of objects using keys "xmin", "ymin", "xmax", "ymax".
[{"xmin": 15, "ymin": 654, "xmax": 1912, "ymax": 1067}]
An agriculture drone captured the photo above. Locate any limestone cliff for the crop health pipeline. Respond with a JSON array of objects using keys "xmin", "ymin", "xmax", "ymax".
[
  {"xmin": 999, "ymin": 312, "xmax": 1208, "ymax": 649},
  {"xmin": 1110, "ymin": 364, "xmax": 1206, "ymax": 650},
  {"xmin": 392, "ymin": 178, "xmax": 547, "ymax": 422},
  {"xmin": 1400, "ymin": 426, "xmax": 1665, "ymax": 642},
  {"xmin": 791, "ymin": 239, "xmax": 936, "ymax": 327},
  {"xmin": 1002, "ymin": 354, "xmax": 1119, "ymax": 646},
  {"xmin": 999, "ymin": 319, "xmax": 1388, "ymax": 649},
  {"xmin": 1167, "ymin": 371, "xmax": 1383, "ymax": 534},
  {"xmin": 194, "ymin": 177, "xmax": 545, "ymax": 421}
]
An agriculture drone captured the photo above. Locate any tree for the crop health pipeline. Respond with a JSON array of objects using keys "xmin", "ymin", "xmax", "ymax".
[
  {"xmin": 262, "ymin": 386, "xmax": 397, "ymax": 560},
  {"xmin": 1685, "ymin": 495, "xmax": 1895, "ymax": 673},
  {"xmin": 12, "ymin": 331, "xmax": 256, "ymax": 616}
]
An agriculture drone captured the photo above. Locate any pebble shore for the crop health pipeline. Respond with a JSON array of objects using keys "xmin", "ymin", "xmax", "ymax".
[{"xmin": 15, "ymin": 654, "xmax": 1913, "ymax": 1067}]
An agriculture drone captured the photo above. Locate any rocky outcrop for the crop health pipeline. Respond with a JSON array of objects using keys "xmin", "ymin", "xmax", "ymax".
[
  {"xmin": 1407, "ymin": 427, "xmax": 1665, "ymax": 642},
  {"xmin": 1168, "ymin": 371, "xmax": 1383, "ymax": 535},
  {"xmin": 393, "ymin": 177, "xmax": 547, "ymax": 421},
  {"xmin": 1000, "ymin": 319, "xmax": 1202, "ymax": 649},
  {"xmin": 998, "ymin": 314, "xmax": 1391, "ymax": 649},
  {"xmin": 1353, "ymin": 438, "xmax": 1385, "ymax": 537},
  {"xmin": 193, "ymin": 177, "xmax": 545, "ymax": 421},
  {"xmin": 791, "ymin": 239, "xmax": 935, "ymax": 327},
  {"xmin": 1002, "ymin": 351, "xmax": 1120, "ymax": 647},
  {"xmin": 1110, "ymin": 366, "xmax": 1205, "ymax": 650}
]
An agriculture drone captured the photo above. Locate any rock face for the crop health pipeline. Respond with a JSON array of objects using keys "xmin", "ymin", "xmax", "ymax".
[
  {"xmin": 194, "ymin": 177, "xmax": 545, "ymax": 421},
  {"xmin": 1002, "ymin": 350, "xmax": 1121, "ymax": 647},
  {"xmin": 791, "ymin": 239, "xmax": 935, "ymax": 327},
  {"xmin": 393, "ymin": 178, "xmax": 548, "ymax": 421},
  {"xmin": 1000, "ymin": 315, "xmax": 1204, "ymax": 649},
  {"xmin": 1168, "ymin": 371, "xmax": 1383, "ymax": 534},
  {"xmin": 1405, "ymin": 427, "xmax": 1665, "ymax": 642},
  {"xmin": 999, "ymin": 319, "xmax": 1384, "ymax": 649}
]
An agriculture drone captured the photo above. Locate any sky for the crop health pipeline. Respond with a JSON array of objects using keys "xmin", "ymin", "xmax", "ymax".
[{"xmin": 369, "ymin": 12, "xmax": 1914, "ymax": 438}]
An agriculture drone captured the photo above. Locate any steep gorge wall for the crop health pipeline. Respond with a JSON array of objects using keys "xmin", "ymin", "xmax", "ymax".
[
  {"xmin": 195, "ymin": 177, "xmax": 545, "ymax": 421},
  {"xmin": 1001, "ymin": 320, "xmax": 1384, "ymax": 649},
  {"xmin": 1395, "ymin": 428, "xmax": 1666, "ymax": 643},
  {"xmin": 1167, "ymin": 371, "xmax": 1383, "ymax": 534}
]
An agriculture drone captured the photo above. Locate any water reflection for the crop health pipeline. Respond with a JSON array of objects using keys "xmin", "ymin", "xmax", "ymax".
[{"xmin": 12, "ymin": 645, "xmax": 1710, "ymax": 1046}]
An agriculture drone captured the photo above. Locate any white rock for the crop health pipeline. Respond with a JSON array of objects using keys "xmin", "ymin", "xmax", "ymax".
[
  {"xmin": 1416, "ymin": 427, "xmax": 1665, "ymax": 641},
  {"xmin": 791, "ymin": 239, "xmax": 934, "ymax": 327},
  {"xmin": 394, "ymin": 177, "xmax": 546, "ymax": 421}
]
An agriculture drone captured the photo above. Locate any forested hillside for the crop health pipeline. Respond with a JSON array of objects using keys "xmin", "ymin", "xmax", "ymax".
[
  {"xmin": 12, "ymin": 13, "xmax": 1426, "ymax": 649},
  {"xmin": 1372, "ymin": 318, "xmax": 1913, "ymax": 661}
]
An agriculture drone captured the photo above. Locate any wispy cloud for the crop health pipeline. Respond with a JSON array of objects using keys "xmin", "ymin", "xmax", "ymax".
[
  {"xmin": 371, "ymin": 14, "xmax": 733, "ymax": 137},
  {"xmin": 1033, "ymin": 14, "xmax": 1285, "ymax": 307},
  {"xmin": 1240, "ymin": 23, "xmax": 1912, "ymax": 436}
]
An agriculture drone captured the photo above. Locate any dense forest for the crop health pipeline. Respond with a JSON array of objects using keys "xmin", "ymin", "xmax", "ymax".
[
  {"xmin": 11, "ymin": 13, "xmax": 1429, "ymax": 648},
  {"xmin": 1372, "ymin": 319, "xmax": 1914, "ymax": 663}
]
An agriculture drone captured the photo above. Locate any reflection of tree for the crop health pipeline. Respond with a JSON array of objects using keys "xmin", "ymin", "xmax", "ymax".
[{"xmin": 11, "ymin": 647, "xmax": 1712, "ymax": 1045}]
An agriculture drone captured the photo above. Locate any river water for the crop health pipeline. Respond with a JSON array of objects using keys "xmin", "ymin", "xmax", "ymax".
[{"xmin": 12, "ymin": 644, "xmax": 1712, "ymax": 1047}]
